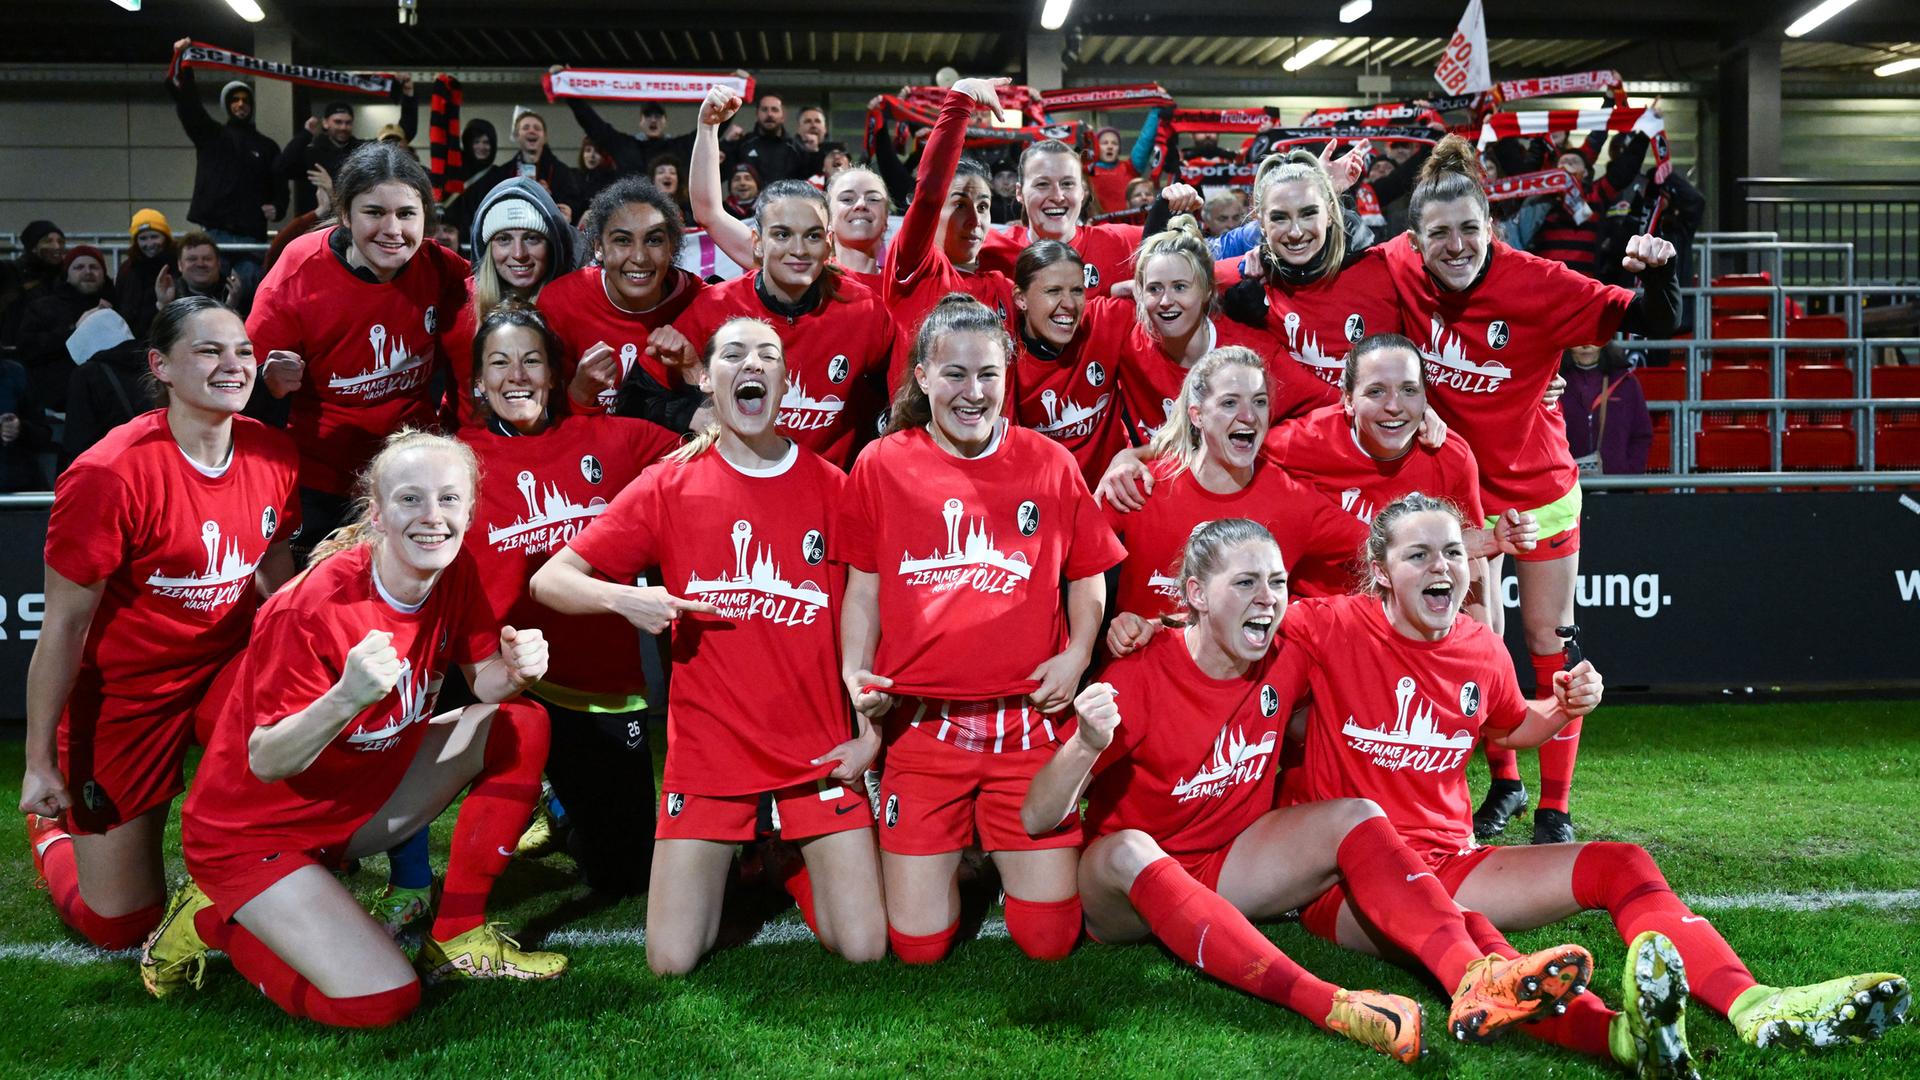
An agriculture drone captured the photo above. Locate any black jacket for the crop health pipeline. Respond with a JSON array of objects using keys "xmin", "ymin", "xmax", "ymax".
[
  {"xmin": 17, "ymin": 281, "xmax": 110, "ymax": 411},
  {"xmin": 167, "ymin": 68, "xmax": 285, "ymax": 240},
  {"xmin": 61, "ymin": 340, "xmax": 162, "ymax": 471},
  {"xmin": 564, "ymin": 98, "xmax": 695, "ymax": 178},
  {"xmin": 726, "ymin": 130, "xmax": 817, "ymax": 184},
  {"xmin": 114, "ymin": 250, "xmax": 174, "ymax": 339},
  {"xmin": 277, "ymin": 92, "xmax": 419, "ymax": 216},
  {"xmin": 0, "ymin": 357, "xmax": 52, "ymax": 492},
  {"xmin": 451, "ymin": 150, "xmax": 585, "ymax": 235}
]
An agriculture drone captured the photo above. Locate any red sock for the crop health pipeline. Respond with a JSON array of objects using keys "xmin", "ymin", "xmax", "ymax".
[
  {"xmin": 1459, "ymin": 910, "xmax": 1617, "ymax": 1058},
  {"xmin": 1004, "ymin": 895, "xmax": 1082, "ymax": 961},
  {"xmin": 1530, "ymin": 650, "xmax": 1579, "ymax": 812},
  {"xmin": 1332, "ymin": 816, "xmax": 1483, "ymax": 991},
  {"xmin": 1573, "ymin": 842, "xmax": 1756, "ymax": 1014},
  {"xmin": 36, "ymin": 834, "xmax": 161, "ymax": 950},
  {"xmin": 212, "ymin": 915, "xmax": 419, "ymax": 1027},
  {"xmin": 888, "ymin": 921, "xmax": 958, "ymax": 964},
  {"xmin": 432, "ymin": 701, "xmax": 549, "ymax": 941},
  {"xmin": 1128, "ymin": 856, "xmax": 1338, "ymax": 1025},
  {"xmin": 1529, "ymin": 649, "xmax": 1566, "ymax": 699},
  {"xmin": 781, "ymin": 864, "xmax": 824, "ymax": 946},
  {"xmin": 1483, "ymin": 744, "xmax": 1522, "ymax": 783}
]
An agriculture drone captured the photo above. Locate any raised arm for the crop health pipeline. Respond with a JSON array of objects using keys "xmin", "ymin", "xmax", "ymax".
[
  {"xmin": 689, "ymin": 84, "xmax": 758, "ymax": 268},
  {"xmin": 1489, "ymin": 659, "xmax": 1603, "ymax": 748},
  {"xmin": 891, "ymin": 78, "xmax": 1010, "ymax": 282},
  {"xmin": 1021, "ymin": 682, "xmax": 1120, "ymax": 836},
  {"xmin": 246, "ymin": 629, "xmax": 401, "ymax": 783},
  {"xmin": 166, "ymin": 43, "xmax": 219, "ymax": 147}
]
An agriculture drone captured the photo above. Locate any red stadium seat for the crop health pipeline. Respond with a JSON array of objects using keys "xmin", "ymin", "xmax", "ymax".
[
  {"xmin": 1871, "ymin": 365, "xmax": 1920, "ymax": 400},
  {"xmin": 1786, "ymin": 314, "xmax": 1850, "ymax": 364},
  {"xmin": 1701, "ymin": 365, "xmax": 1769, "ymax": 427},
  {"xmin": 1695, "ymin": 425, "xmax": 1771, "ymax": 471},
  {"xmin": 1635, "ymin": 366, "xmax": 1687, "ymax": 402},
  {"xmin": 1710, "ymin": 315, "xmax": 1773, "ymax": 366},
  {"xmin": 1646, "ymin": 427, "xmax": 1673, "ymax": 474},
  {"xmin": 1710, "ymin": 273, "xmax": 1771, "ymax": 316},
  {"xmin": 1785, "ymin": 365, "xmax": 1853, "ymax": 399},
  {"xmin": 1876, "ymin": 423, "xmax": 1920, "ymax": 467},
  {"xmin": 1783, "ymin": 423, "xmax": 1856, "ymax": 470}
]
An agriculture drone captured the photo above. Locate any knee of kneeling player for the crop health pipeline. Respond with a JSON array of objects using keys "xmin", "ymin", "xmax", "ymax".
[
  {"xmin": 887, "ymin": 921, "xmax": 958, "ymax": 964},
  {"xmin": 315, "ymin": 979, "xmax": 422, "ymax": 1028},
  {"xmin": 1005, "ymin": 895, "xmax": 1083, "ymax": 962}
]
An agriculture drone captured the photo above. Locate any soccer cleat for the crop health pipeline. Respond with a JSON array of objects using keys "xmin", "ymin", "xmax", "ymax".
[
  {"xmin": 26, "ymin": 813, "xmax": 71, "ymax": 880},
  {"xmin": 1471, "ymin": 780, "xmax": 1529, "ymax": 841},
  {"xmin": 1449, "ymin": 944, "xmax": 1593, "ymax": 1042},
  {"xmin": 1327, "ymin": 988, "xmax": 1426, "ymax": 1064},
  {"xmin": 1612, "ymin": 931, "xmax": 1699, "ymax": 1079},
  {"xmin": 417, "ymin": 922, "xmax": 568, "ymax": 982},
  {"xmin": 140, "ymin": 881, "xmax": 214, "ymax": 999},
  {"xmin": 1734, "ymin": 973, "xmax": 1911, "ymax": 1050},
  {"xmin": 1531, "ymin": 807, "xmax": 1576, "ymax": 845},
  {"xmin": 514, "ymin": 803, "xmax": 563, "ymax": 860},
  {"xmin": 372, "ymin": 883, "xmax": 433, "ymax": 936}
]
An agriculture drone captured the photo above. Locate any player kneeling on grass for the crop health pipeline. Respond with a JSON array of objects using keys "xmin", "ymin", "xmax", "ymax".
[
  {"xmin": 1023, "ymin": 518, "xmax": 1602, "ymax": 1064},
  {"xmin": 142, "ymin": 430, "xmax": 565, "ymax": 1028},
  {"xmin": 1281, "ymin": 492, "xmax": 1910, "ymax": 1072},
  {"xmin": 531, "ymin": 317, "xmax": 888, "ymax": 973}
]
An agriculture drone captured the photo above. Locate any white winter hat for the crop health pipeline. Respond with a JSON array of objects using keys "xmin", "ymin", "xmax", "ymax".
[{"xmin": 478, "ymin": 196, "xmax": 549, "ymax": 245}]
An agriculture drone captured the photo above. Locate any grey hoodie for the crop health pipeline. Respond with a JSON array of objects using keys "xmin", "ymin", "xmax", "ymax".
[{"xmin": 468, "ymin": 175, "xmax": 578, "ymax": 285}]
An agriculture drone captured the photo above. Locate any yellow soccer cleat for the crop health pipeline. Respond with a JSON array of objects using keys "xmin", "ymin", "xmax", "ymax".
[
  {"xmin": 372, "ymin": 883, "xmax": 434, "ymax": 937},
  {"xmin": 417, "ymin": 921, "xmax": 568, "ymax": 982},
  {"xmin": 1733, "ymin": 972, "xmax": 1911, "ymax": 1050},
  {"xmin": 1449, "ymin": 944, "xmax": 1593, "ymax": 1042},
  {"xmin": 1326, "ymin": 988, "xmax": 1426, "ymax": 1064},
  {"xmin": 514, "ymin": 804, "xmax": 562, "ymax": 860},
  {"xmin": 140, "ymin": 881, "xmax": 214, "ymax": 999},
  {"xmin": 1610, "ymin": 931, "xmax": 1699, "ymax": 1080}
]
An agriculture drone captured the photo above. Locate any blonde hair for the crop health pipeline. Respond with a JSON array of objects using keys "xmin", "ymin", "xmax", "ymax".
[
  {"xmin": 666, "ymin": 316, "xmax": 781, "ymax": 465},
  {"xmin": 1251, "ymin": 149, "xmax": 1346, "ymax": 280},
  {"xmin": 1131, "ymin": 214, "xmax": 1216, "ymax": 334},
  {"xmin": 1142, "ymin": 345, "xmax": 1269, "ymax": 481},
  {"xmin": 1359, "ymin": 491, "xmax": 1464, "ymax": 596},
  {"xmin": 306, "ymin": 429, "xmax": 482, "ymax": 567},
  {"xmin": 1166, "ymin": 518, "xmax": 1281, "ymax": 627}
]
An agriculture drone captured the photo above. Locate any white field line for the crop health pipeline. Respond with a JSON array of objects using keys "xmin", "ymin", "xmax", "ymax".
[{"xmin": 4, "ymin": 887, "xmax": 1916, "ymax": 967}]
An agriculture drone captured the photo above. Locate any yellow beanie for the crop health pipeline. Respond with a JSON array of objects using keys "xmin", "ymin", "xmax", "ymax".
[{"xmin": 129, "ymin": 207, "xmax": 173, "ymax": 240}]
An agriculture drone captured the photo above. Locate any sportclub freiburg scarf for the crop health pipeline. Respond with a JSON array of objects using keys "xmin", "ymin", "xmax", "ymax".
[
  {"xmin": 170, "ymin": 41, "xmax": 399, "ymax": 97},
  {"xmin": 542, "ymin": 68, "xmax": 754, "ymax": 104}
]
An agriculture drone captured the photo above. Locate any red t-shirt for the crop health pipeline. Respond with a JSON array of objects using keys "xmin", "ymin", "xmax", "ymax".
[
  {"xmin": 1264, "ymin": 404, "xmax": 1486, "ymax": 528},
  {"xmin": 1214, "ymin": 246, "xmax": 1402, "ymax": 393},
  {"xmin": 1383, "ymin": 237, "xmax": 1634, "ymax": 513},
  {"xmin": 1088, "ymin": 161, "xmax": 1141, "ymax": 221},
  {"xmin": 1280, "ymin": 594, "xmax": 1529, "ymax": 859},
  {"xmin": 1104, "ymin": 456, "xmax": 1365, "ymax": 619},
  {"xmin": 246, "ymin": 227, "xmax": 470, "ymax": 494},
  {"xmin": 569, "ymin": 441, "xmax": 850, "ymax": 795},
  {"xmin": 835, "ymin": 424, "xmax": 1125, "ymax": 699},
  {"xmin": 458, "ymin": 414, "xmax": 680, "ymax": 702},
  {"xmin": 45, "ymin": 412, "xmax": 300, "ymax": 715},
  {"xmin": 1115, "ymin": 315, "xmax": 1338, "ymax": 445},
  {"xmin": 183, "ymin": 544, "xmax": 497, "ymax": 855},
  {"xmin": 1010, "ymin": 297, "xmax": 1133, "ymax": 488},
  {"xmin": 1082, "ymin": 628, "xmax": 1310, "ymax": 855},
  {"xmin": 536, "ymin": 265, "xmax": 706, "ymax": 413},
  {"xmin": 672, "ymin": 272, "xmax": 895, "ymax": 469},
  {"xmin": 981, "ymin": 221, "xmax": 1143, "ymax": 299}
]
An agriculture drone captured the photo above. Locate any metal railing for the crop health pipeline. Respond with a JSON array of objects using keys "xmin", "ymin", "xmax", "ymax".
[
  {"xmin": 1641, "ymin": 398, "xmax": 1920, "ymax": 474},
  {"xmin": 1738, "ymin": 179, "xmax": 1920, "ymax": 286},
  {"xmin": 1582, "ymin": 471, "xmax": 1920, "ymax": 490}
]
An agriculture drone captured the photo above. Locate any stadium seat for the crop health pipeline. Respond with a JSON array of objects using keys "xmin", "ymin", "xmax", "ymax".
[
  {"xmin": 1710, "ymin": 272, "xmax": 1771, "ymax": 316},
  {"xmin": 1786, "ymin": 314, "xmax": 1850, "ymax": 364},
  {"xmin": 1635, "ymin": 366, "xmax": 1686, "ymax": 402},
  {"xmin": 1785, "ymin": 364, "xmax": 1853, "ymax": 399},
  {"xmin": 1701, "ymin": 365, "xmax": 1769, "ymax": 427},
  {"xmin": 1871, "ymin": 365, "xmax": 1920, "ymax": 400},
  {"xmin": 1646, "ymin": 426, "xmax": 1673, "ymax": 473},
  {"xmin": 1876, "ymin": 423, "xmax": 1920, "ymax": 467},
  {"xmin": 1783, "ymin": 423, "xmax": 1856, "ymax": 470},
  {"xmin": 1710, "ymin": 314, "xmax": 1773, "ymax": 366},
  {"xmin": 1695, "ymin": 425, "xmax": 1772, "ymax": 471}
]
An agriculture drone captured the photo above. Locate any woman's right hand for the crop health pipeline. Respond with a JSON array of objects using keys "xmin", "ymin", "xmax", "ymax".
[
  {"xmin": 1095, "ymin": 447, "xmax": 1154, "ymax": 511},
  {"xmin": 261, "ymin": 350, "xmax": 305, "ymax": 398},
  {"xmin": 339, "ymin": 629, "xmax": 402, "ymax": 710},
  {"xmin": 569, "ymin": 341, "xmax": 620, "ymax": 406},
  {"xmin": 700, "ymin": 85, "xmax": 743, "ymax": 129},
  {"xmin": 1073, "ymin": 682, "xmax": 1121, "ymax": 753},
  {"xmin": 613, "ymin": 586, "xmax": 718, "ymax": 635},
  {"xmin": 19, "ymin": 762, "xmax": 71, "ymax": 818},
  {"xmin": 1104, "ymin": 612, "xmax": 1160, "ymax": 659},
  {"xmin": 845, "ymin": 670, "xmax": 896, "ymax": 723},
  {"xmin": 950, "ymin": 77, "xmax": 1012, "ymax": 123}
]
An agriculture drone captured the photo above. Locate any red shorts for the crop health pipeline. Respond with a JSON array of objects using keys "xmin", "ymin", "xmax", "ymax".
[
  {"xmin": 1512, "ymin": 521, "xmax": 1581, "ymax": 563},
  {"xmin": 56, "ymin": 679, "xmax": 201, "ymax": 835},
  {"xmin": 1169, "ymin": 844, "xmax": 1235, "ymax": 892},
  {"xmin": 1297, "ymin": 843, "xmax": 1501, "ymax": 939},
  {"xmin": 655, "ymin": 779, "xmax": 874, "ymax": 842},
  {"xmin": 185, "ymin": 836, "xmax": 355, "ymax": 922},
  {"xmin": 876, "ymin": 725, "xmax": 1080, "ymax": 855}
]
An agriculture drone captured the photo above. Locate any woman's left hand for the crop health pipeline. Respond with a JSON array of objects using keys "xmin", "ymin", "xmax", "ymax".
[
  {"xmin": 812, "ymin": 723, "xmax": 881, "ymax": 783},
  {"xmin": 1027, "ymin": 647, "xmax": 1090, "ymax": 714},
  {"xmin": 499, "ymin": 625, "xmax": 549, "ymax": 689}
]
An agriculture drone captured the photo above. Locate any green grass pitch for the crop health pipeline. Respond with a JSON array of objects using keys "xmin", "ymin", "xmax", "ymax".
[{"xmin": 2, "ymin": 699, "xmax": 1917, "ymax": 1078}]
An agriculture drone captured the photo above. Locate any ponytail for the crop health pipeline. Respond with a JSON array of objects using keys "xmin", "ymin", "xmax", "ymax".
[
  {"xmin": 1250, "ymin": 148, "xmax": 1346, "ymax": 280},
  {"xmin": 1165, "ymin": 518, "xmax": 1281, "ymax": 627},
  {"xmin": 1359, "ymin": 491, "xmax": 1463, "ymax": 595},
  {"xmin": 1131, "ymin": 215, "xmax": 1215, "ymax": 332},
  {"xmin": 1142, "ymin": 345, "xmax": 1268, "ymax": 480},
  {"xmin": 1408, "ymin": 134, "xmax": 1490, "ymax": 235},
  {"xmin": 754, "ymin": 179, "xmax": 844, "ymax": 302}
]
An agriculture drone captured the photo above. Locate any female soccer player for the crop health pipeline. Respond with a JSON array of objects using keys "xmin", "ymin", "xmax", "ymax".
[
  {"xmin": 1026, "ymin": 517, "xmax": 1604, "ymax": 1063},
  {"xmin": 1006, "ymin": 241, "xmax": 1134, "ymax": 486},
  {"xmin": 457, "ymin": 306, "xmax": 681, "ymax": 897},
  {"xmin": 247, "ymin": 141, "xmax": 470, "ymax": 549},
  {"xmin": 21, "ymin": 297, "xmax": 299, "ymax": 951},
  {"xmin": 1287, "ymin": 492, "xmax": 1909, "ymax": 1070},
  {"xmin": 669, "ymin": 136, "xmax": 895, "ymax": 467},
  {"xmin": 440, "ymin": 177, "xmax": 578, "ymax": 428},
  {"xmin": 881, "ymin": 78, "xmax": 1018, "ymax": 391},
  {"xmin": 532, "ymin": 317, "xmax": 888, "ymax": 973},
  {"xmin": 1102, "ymin": 346, "xmax": 1364, "ymax": 658},
  {"xmin": 836, "ymin": 294, "xmax": 1124, "ymax": 964},
  {"xmin": 687, "ymin": 84, "xmax": 891, "ymax": 292},
  {"xmin": 1382, "ymin": 135, "xmax": 1681, "ymax": 844},
  {"xmin": 1264, "ymin": 332, "xmax": 1536, "ymax": 623},
  {"xmin": 143, "ymin": 430, "xmax": 564, "ymax": 1027},
  {"xmin": 978, "ymin": 137, "xmax": 1142, "ymax": 298},
  {"xmin": 1216, "ymin": 149, "xmax": 1403, "ymax": 392},
  {"xmin": 536, "ymin": 177, "xmax": 705, "ymax": 427},
  {"xmin": 1117, "ymin": 214, "xmax": 1336, "ymax": 445}
]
